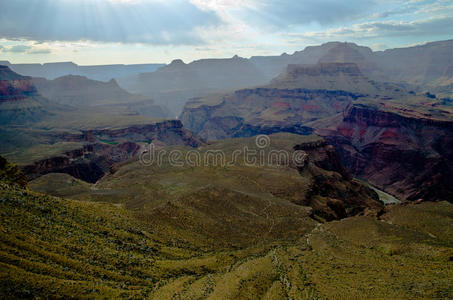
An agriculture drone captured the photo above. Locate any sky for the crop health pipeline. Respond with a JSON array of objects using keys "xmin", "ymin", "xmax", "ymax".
[{"xmin": 0, "ymin": 0, "xmax": 453, "ymax": 65}]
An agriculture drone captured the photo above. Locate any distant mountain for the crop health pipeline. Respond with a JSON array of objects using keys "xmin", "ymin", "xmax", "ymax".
[
  {"xmin": 4, "ymin": 40, "xmax": 453, "ymax": 117},
  {"xmin": 0, "ymin": 61, "xmax": 165, "ymax": 81},
  {"xmin": 33, "ymin": 75, "xmax": 169, "ymax": 118},
  {"xmin": 317, "ymin": 43, "xmax": 378, "ymax": 76},
  {"xmin": 268, "ymin": 62, "xmax": 401, "ymax": 95},
  {"xmin": 125, "ymin": 55, "xmax": 270, "ymax": 115},
  {"xmin": 373, "ymin": 40, "xmax": 453, "ymax": 85},
  {"xmin": 33, "ymin": 75, "xmax": 137, "ymax": 106},
  {"xmin": 250, "ymin": 40, "xmax": 453, "ymax": 91},
  {"xmin": 127, "ymin": 40, "xmax": 453, "ymax": 115},
  {"xmin": 250, "ymin": 42, "xmax": 364, "ymax": 78},
  {"xmin": 180, "ymin": 62, "xmax": 405, "ymax": 140},
  {"xmin": 0, "ymin": 67, "xmax": 197, "ymax": 174}
]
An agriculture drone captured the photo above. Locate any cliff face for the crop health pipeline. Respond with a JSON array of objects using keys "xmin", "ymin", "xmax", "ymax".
[
  {"xmin": 317, "ymin": 102, "xmax": 453, "ymax": 202},
  {"xmin": 181, "ymin": 88, "xmax": 356, "ymax": 140},
  {"xmin": 56, "ymin": 120, "xmax": 203, "ymax": 147},
  {"xmin": 0, "ymin": 65, "xmax": 39, "ymax": 102},
  {"xmin": 0, "ymin": 78, "xmax": 37, "ymax": 102},
  {"xmin": 22, "ymin": 142, "xmax": 140, "ymax": 183},
  {"xmin": 22, "ymin": 120, "xmax": 204, "ymax": 183},
  {"xmin": 181, "ymin": 62, "xmax": 403, "ymax": 141},
  {"xmin": 269, "ymin": 63, "xmax": 380, "ymax": 94},
  {"xmin": 0, "ymin": 65, "xmax": 48, "ymax": 125},
  {"xmin": 293, "ymin": 139, "xmax": 381, "ymax": 220}
]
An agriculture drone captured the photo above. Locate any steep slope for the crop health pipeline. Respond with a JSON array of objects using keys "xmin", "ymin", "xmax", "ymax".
[
  {"xmin": 0, "ymin": 65, "xmax": 49, "ymax": 125},
  {"xmin": 315, "ymin": 99, "xmax": 453, "ymax": 202},
  {"xmin": 317, "ymin": 42, "xmax": 380, "ymax": 77},
  {"xmin": 269, "ymin": 63, "xmax": 380, "ymax": 94},
  {"xmin": 15, "ymin": 120, "xmax": 203, "ymax": 183},
  {"xmin": 0, "ymin": 155, "xmax": 27, "ymax": 187},
  {"xmin": 1, "ymin": 155, "xmax": 451, "ymax": 298},
  {"xmin": 181, "ymin": 62, "xmax": 403, "ymax": 140}
]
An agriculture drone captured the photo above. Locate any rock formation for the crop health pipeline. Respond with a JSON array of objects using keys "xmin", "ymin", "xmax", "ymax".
[
  {"xmin": 316, "ymin": 101, "xmax": 453, "ymax": 202},
  {"xmin": 21, "ymin": 120, "xmax": 204, "ymax": 183},
  {"xmin": 181, "ymin": 62, "xmax": 403, "ymax": 140},
  {"xmin": 0, "ymin": 65, "xmax": 48, "ymax": 124}
]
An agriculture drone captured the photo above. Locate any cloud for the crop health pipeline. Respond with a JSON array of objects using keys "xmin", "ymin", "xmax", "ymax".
[
  {"xmin": 285, "ymin": 15, "xmax": 453, "ymax": 41},
  {"xmin": 0, "ymin": 0, "xmax": 221, "ymax": 45},
  {"xmin": 234, "ymin": 0, "xmax": 377, "ymax": 28},
  {"xmin": 28, "ymin": 48, "xmax": 52, "ymax": 54},
  {"xmin": 0, "ymin": 44, "xmax": 52, "ymax": 54},
  {"xmin": 2, "ymin": 45, "xmax": 32, "ymax": 53}
]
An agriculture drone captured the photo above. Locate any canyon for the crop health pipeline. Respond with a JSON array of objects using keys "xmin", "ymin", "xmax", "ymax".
[
  {"xmin": 1, "ymin": 39, "xmax": 453, "ymax": 299},
  {"xmin": 180, "ymin": 61, "xmax": 453, "ymax": 203},
  {"xmin": 316, "ymin": 100, "xmax": 453, "ymax": 202}
]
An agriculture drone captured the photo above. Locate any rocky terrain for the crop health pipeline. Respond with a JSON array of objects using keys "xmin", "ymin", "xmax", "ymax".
[
  {"xmin": 180, "ymin": 60, "xmax": 453, "ymax": 204},
  {"xmin": 0, "ymin": 66, "xmax": 202, "ymax": 184},
  {"xmin": 0, "ymin": 65, "xmax": 38, "ymax": 101},
  {"xmin": 315, "ymin": 100, "xmax": 453, "ymax": 202},
  {"xmin": 18, "ymin": 120, "xmax": 203, "ymax": 183},
  {"xmin": 1, "ymin": 153, "xmax": 451, "ymax": 298},
  {"xmin": 181, "ymin": 62, "xmax": 403, "ymax": 140},
  {"xmin": 31, "ymin": 133, "xmax": 382, "ymax": 222},
  {"xmin": 4, "ymin": 40, "xmax": 452, "ymax": 118},
  {"xmin": 2, "ymin": 39, "xmax": 453, "ymax": 298},
  {"xmin": 0, "ymin": 65, "xmax": 49, "ymax": 125}
]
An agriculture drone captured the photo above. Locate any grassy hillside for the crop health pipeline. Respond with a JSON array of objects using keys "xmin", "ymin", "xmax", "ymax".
[
  {"xmin": 30, "ymin": 133, "xmax": 382, "ymax": 243},
  {"xmin": 2, "ymin": 176, "xmax": 452, "ymax": 298}
]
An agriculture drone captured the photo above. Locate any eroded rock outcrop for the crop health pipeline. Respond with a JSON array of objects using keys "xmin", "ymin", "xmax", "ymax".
[
  {"xmin": 22, "ymin": 142, "xmax": 140, "ymax": 183},
  {"xmin": 0, "ymin": 65, "xmax": 48, "ymax": 124},
  {"xmin": 294, "ymin": 139, "xmax": 381, "ymax": 220},
  {"xmin": 51, "ymin": 120, "xmax": 203, "ymax": 147},
  {"xmin": 316, "ymin": 101, "xmax": 453, "ymax": 202},
  {"xmin": 181, "ymin": 88, "xmax": 357, "ymax": 140},
  {"xmin": 22, "ymin": 120, "xmax": 204, "ymax": 183},
  {"xmin": 0, "ymin": 66, "xmax": 38, "ymax": 102},
  {"xmin": 181, "ymin": 62, "xmax": 404, "ymax": 141}
]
